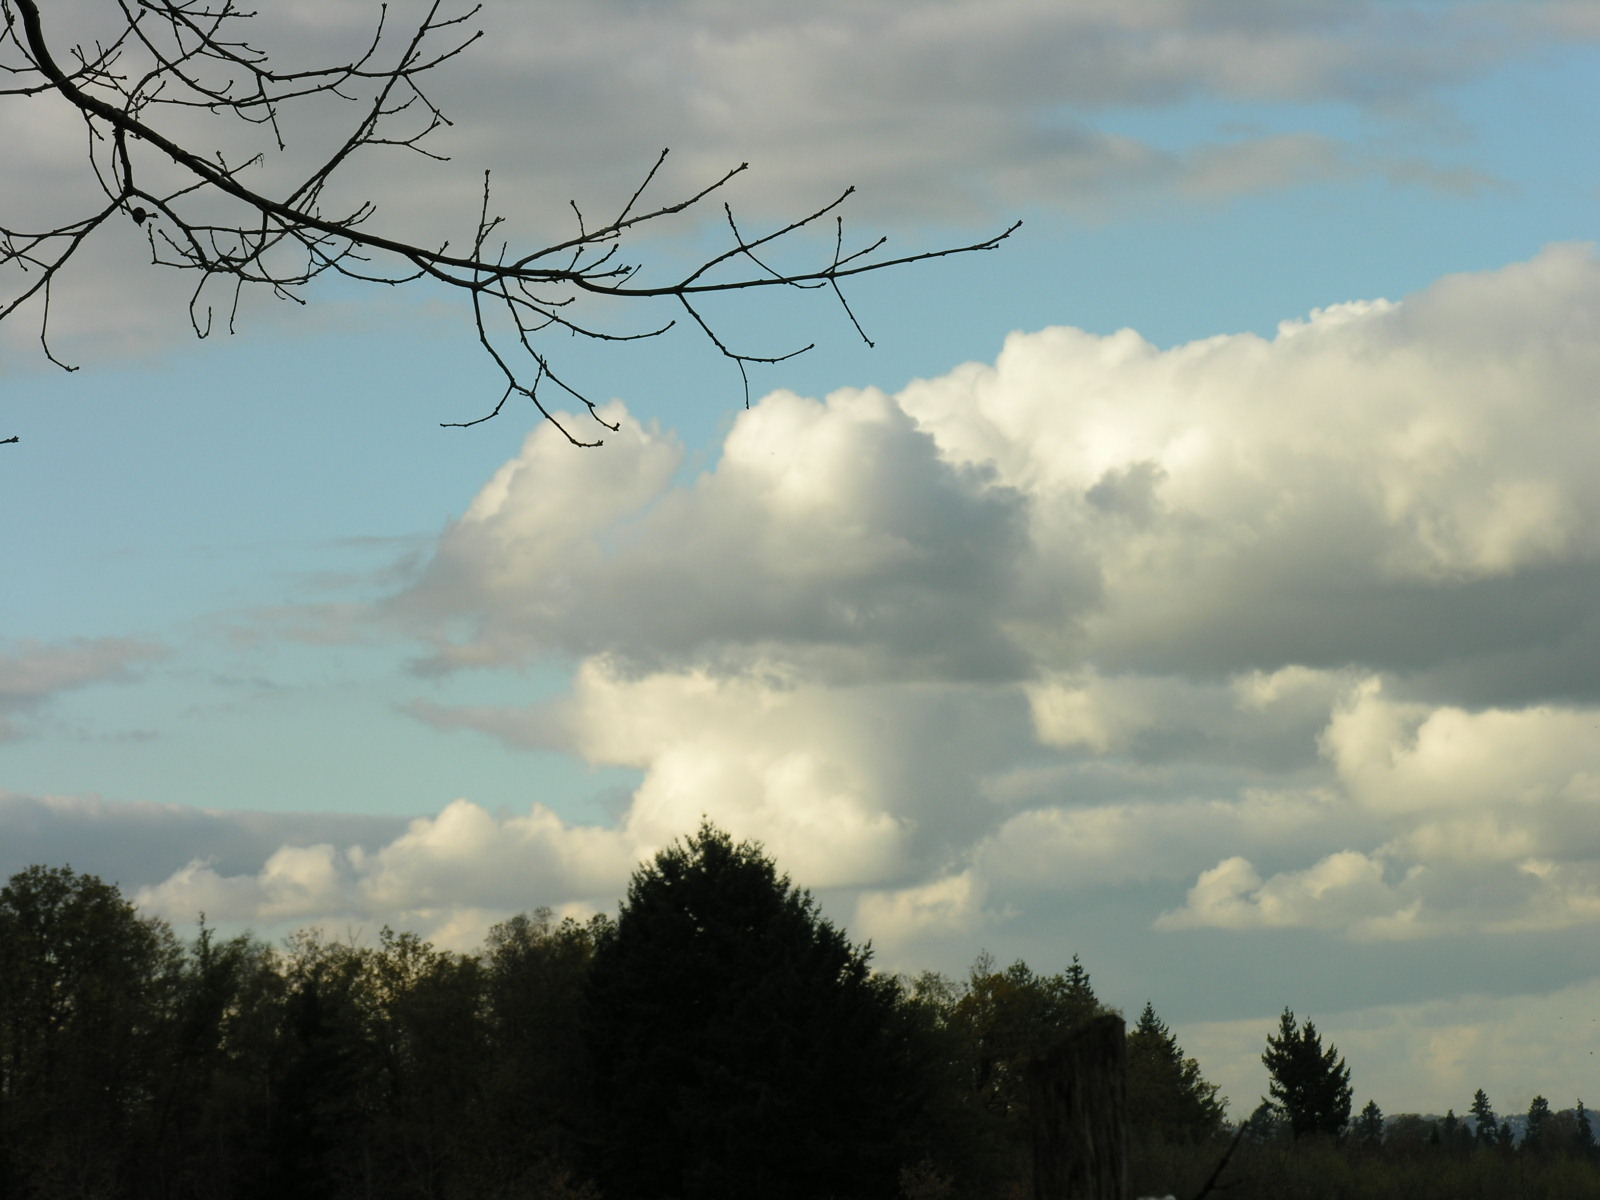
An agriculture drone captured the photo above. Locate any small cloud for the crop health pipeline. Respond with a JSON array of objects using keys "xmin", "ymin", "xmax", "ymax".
[
  {"xmin": 856, "ymin": 869, "xmax": 991, "ymax": 948},
  {"xmin": 1156, "ymin": 851, "xmax": 1425, "ymax": 939},
  {"xmin": 0, "ymin": 638, "xmax": 166, "ymax": 739}
]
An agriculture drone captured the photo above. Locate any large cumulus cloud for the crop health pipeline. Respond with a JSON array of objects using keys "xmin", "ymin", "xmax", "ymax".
[
  {"xmin": 113, "ymin": 245, "xmax": 1600, "ymax": 1110},
  {"xmin": 134, "ymin": 242, "xmax": 1600, "ymax": 950},
  {"xmin": 396, "ymin": 242, "xmax": 1600, "ymax": 696}
]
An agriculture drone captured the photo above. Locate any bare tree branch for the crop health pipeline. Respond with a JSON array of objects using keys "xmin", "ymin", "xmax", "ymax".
[{"xmin": 1, "ymin": 0, "xmax": 1019, "ymax": 446}]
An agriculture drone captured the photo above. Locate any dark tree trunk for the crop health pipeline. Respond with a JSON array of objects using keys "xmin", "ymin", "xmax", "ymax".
[{"xmin": 1029, "ymin": 1013, "xmax": 1127, "ymax": 1200}]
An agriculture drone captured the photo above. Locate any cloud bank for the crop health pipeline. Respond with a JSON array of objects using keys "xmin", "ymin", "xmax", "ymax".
[
  {"xmin": 15, "ymin": 243, "xmax": 1599, "ymax": 1112},
  {"xmin": 114, "ymin": 244, "xmax": 1600, "ymax": 962}
]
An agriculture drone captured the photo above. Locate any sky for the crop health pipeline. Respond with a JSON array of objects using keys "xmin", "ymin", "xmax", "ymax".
[{"xmin": 5, "ymin": 0, "xmax": 1600, "ymax": 1120}]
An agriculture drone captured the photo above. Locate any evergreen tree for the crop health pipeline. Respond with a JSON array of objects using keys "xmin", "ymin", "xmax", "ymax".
[
  {"xmin": 1524, "ymin": 1095, "xmax": 1553, "ymax": 1155},
  {"xmin": 1577, "ymin": 1100, "xmax": 1595, "ymax": 1155},
  {"xmin": 1260, "ymin": 1007, "xmax": 1352, "ymax": 1139},
  {"xmin": 1062, "ymin": 954, "xmax": 1097, "ymax": 1013},
  {"xmin": 1352, "ymin": 1099, "xmax": 1384, "ymax": 1147},
  {"xmin": 585, "ymin": 821, "xmax": 916, "ymax": 1200},
  {"xmin": 1126, "ymin": 1001, "xmax": 1226, "ymax": 1142},
  {"xmin": 1246, "ymin": 1099, "xmax": 1288, "ymax": 1144},
  {"xmin": 1469, "ymin": 1088, "xmax": 1498, "ymax": 1148},
  {"xmin": 1439, "ymin": 1108, "xmax": 1471, "ymax": 1155}
]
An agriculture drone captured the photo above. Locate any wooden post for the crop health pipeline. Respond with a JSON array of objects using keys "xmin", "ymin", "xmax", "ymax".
[{"xmin": 1028, "ymin": 1012, "xmax": 1127, "ymax": 1200}]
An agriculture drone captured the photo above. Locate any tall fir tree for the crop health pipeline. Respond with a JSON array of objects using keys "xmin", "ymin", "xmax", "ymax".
[
  {"xmin": 1126, "ymin": 1002, "xmax": 1226, "ymax": 1142},
  {"xmin": 1470, "ymin": 1088, "xmax": 1498, "ymax": 1148},
  {"xmin": 1576, "ymin": 1100, "xmax": 1595, "ymax": 1155},
  {"xmin": 1260, "ymin": 1008, "xmax": 1353, "ymax": 1140},
  {"xmin": 1524, "ymin": 1095, "xmax": 1553, "ymax": 1155},
  {"xmin": 1352, "ymin": 1099, "xmax": 1384, "ymax": 1146}
]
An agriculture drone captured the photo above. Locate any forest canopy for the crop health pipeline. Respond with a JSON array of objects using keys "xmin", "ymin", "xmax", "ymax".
[{"xmin": 1, "ymin": 842, "xmax": 1595, "ymax": 1200}]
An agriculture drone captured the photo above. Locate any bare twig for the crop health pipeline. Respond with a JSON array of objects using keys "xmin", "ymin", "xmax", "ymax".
[{"xmin": 1, "ymin": 0, "xmax": 1019, "ymax": 445}]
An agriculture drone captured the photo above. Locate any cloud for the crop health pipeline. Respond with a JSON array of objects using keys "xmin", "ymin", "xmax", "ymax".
[
  {"xmin": 120, "ymin": 798, "xmax": 637, "ymax": 948},
  {"xmin": 368, "ymin": 244, "xmax": 1600, "ymax": 956},
  {"xmin": 855, "ymin": 869, "xmax": 992, "ymax": 946},
  {"xmin": 1156, "ymin": 675, "xmax": 1600, "ymax": 939},
  {"xmin": 902, "ymin": 245, "xmax": 1600, "ymax": 684},
  {"xmin": 428, "ymin": 0, "xmax": 1540, "ymax": 223},
  {"xmin": 0, "ymin": 790, "xmax": 410, "ymax": 898},
  {"xmin": 1156, "ymin": 851, "xmax": 1425, "ymax": 939},
  {"xmin": 19, "ymin": 244, "xmax": 1600, "ymax": 1031},
  {"xmin": 393, "ymin": 390, "xmax": 1048, "ymax": 682},
  {"xmin": 396, "ymin": 244, "xmax": 1600, "ymax": 698},
  {"xmin": 0, "ymin": 639, "xmax": 166, "ymax": 739}
]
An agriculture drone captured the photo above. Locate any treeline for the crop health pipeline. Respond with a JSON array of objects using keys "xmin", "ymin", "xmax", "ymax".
[{"xmin": 1, "ymin": 824, "xmax": 1596, "ymax": 1200}]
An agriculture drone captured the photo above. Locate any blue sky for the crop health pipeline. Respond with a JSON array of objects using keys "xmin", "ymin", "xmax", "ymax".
[{"xmin": 6, "ymin": 0, "xmax": 1600, "ymax": 1117}]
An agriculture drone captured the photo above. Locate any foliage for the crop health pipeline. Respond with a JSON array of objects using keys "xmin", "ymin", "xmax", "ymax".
[
  {"xmin": 584, "ymin": 821, "xmax": 915, "ymax": 1200},
  {"xmin": 1126, "ymin": 1001, "xmax": 1227, "ymax": 1143},
  {"xmin": 5, "ymin": 858, "xmax": 1600, "ymax": 1200},
  {"xmin": 479, "ymin": 907, "xmax": 613, "ymax": 1195},
  {"xmin": 0, "ymin": 864, "xmax": 179, "ymax": 1199},
  {"xmin": 1352, "ymin": 1099, "xmax": 1385, "ymax": 1147},
  {"xmin": 927, "ymin": 952, "xmax": 1111, "ymax": 1196},
  {"xmin": 1471, "ymin": 1087, "xmax": 1499, "ymax": 1148},
  {"xmin": 1525, "ymin": 1094, "xmax": 1554, "ymax": 1155},
  {"xmin": 1260, "ymin": 1007, "xmax": 1353, "ymax": 1140}
]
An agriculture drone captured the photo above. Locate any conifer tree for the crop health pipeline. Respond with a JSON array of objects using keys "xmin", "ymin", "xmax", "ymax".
[
  {"xmin": 1260, "ymin": 1008, "xmax": 1352, "ymax": 1139},
  {"xmin": 1524, "ymin": 1095, "xmax": 1553, "ymax": 1155},
  {"xmin": 1126, "ymin": 1001, "xmax": 1226, "ymax": 1141},
  {"xmin": 1470, "ymin": 1088, "xmax": 1498, "ymax": 1148},
  {"xmin": 1353, "ymin": 1099, "xmax": 1384, "ymax": 1146}
]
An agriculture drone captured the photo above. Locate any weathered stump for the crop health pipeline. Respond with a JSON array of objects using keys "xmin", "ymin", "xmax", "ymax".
[{"xmin": 1028, "ymin": 1012, "xmax": 1127, "ymax": 1200}]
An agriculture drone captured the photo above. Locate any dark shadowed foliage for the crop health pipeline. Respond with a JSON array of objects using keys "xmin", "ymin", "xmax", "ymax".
[
  {"xmin": 4, "ymin": 859, "xmax": 1599, "ymax": 1200},
  {"xmin": 0, "ymin": 864, "xmax": 178, "ymax": 1199},
  {"xmin": 585, "ymin": 821, "xmax": 917, "ymax": 1200},
  {"xmin": 479, "ymin": 907, "xmax": 613, "ymax": 1197},
  {"xmin": 1126, "ymin": 1001, "xmax": 1226, "ymax": 1143},
  {"xmin": 1261, "ymin": 1007, "xmax": 1352, "ymax": 1141}
]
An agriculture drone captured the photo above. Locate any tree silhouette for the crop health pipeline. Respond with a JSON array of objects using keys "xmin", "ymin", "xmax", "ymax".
[
  {"xmin": 1524, "ymin": 1095, "xmax": 1553, "ymax": 1155},
  {"xmin": 0, "ymin": 865, "xmax": 178, "ymax": 1198},
  {"xmin": 585, "ymin": 821, "xmax": 916, "ymax": 1200},
  {"xmin": 1469, "ymin": 1088, "xmax": 1498, "ymax": 1148},
  {"xmin": 1351, "ymin": 1099, "xmax": 1384, "ymax": 1147},
  {"xmin": 1126, "ymin": 1001, "xmax": 1226, "ymax": 1142},
  {"xmin": 1260, "ymin": 1007, "xmax": 1352, "ymax": 1140},
  {"xmin": 0, "ymin": 0, "xmax": 1017, "ymax": 445}
]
